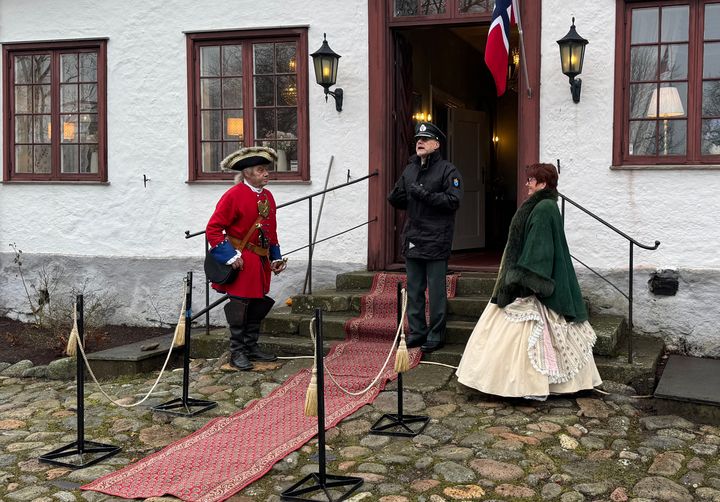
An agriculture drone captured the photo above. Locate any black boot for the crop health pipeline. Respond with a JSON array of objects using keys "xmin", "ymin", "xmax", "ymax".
[
  {"xmin": 225, "ymin": 300, "xmax": 253, "ymax": 370},
  {"xmin": 244, "ymin": 297, "xmax": 277, "ymax": 362},
  {"xmin": 405, "ymin": 334, "xmax": 427, "ymax": 348}
]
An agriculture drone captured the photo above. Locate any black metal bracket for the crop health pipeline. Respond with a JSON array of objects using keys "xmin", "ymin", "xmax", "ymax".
[
  {"xmin": 369, "ymin": 282, "xmax": 429, "ymax": 437},
  {"xmin": 324, "ymin": 87, "xmax": 343, "ymax": 112},
  {"xmin": 281, "ymin": 309, "xmax": 363, "ymax": 501},
  {"xmin": 39, "ymin": 295, "xmax": 121, "ymax": 469},
  {"xmin": 152, "ymin": 271, "xmax": 217, "ymax": 417},
  {"xmin": 569, "ymin": 77, "xmax": 582, "ymax": 103}
]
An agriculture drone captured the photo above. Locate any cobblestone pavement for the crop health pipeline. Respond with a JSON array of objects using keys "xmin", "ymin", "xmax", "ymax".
[{"xmin": 1, "ymin": 356, "xmax": 720, "ymax": 502}]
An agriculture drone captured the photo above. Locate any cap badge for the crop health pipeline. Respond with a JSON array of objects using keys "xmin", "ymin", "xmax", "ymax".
[{"xmin": 419, "ymin": 124, "xmax": 427, "ymax": 132}]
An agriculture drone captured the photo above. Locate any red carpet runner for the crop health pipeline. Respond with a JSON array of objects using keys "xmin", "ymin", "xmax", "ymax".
[{"xmin": 83, "ymin": 272, "xmax": 458, "ymax": 502}]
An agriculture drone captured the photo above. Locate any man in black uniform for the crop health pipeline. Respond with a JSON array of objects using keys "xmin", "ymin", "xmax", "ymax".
[{"xmin": 388, "ymin": 122, "xmax": 463, "ymax": 353}]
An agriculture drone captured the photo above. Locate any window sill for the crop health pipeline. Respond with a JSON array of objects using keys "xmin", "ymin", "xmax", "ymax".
[
  {"xmin": 1, "ymin": 180, "xmax": 110, "ymax": 185},
  {"xmin": 610, "ymin": 164, "xmax": 720, "ymax": 171}
]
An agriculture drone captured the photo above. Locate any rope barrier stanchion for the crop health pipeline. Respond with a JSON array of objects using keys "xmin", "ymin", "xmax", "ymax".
[
  {"xmin": 39, "ymin": 294, "xmax": 121, "ymax": 468},
  {"xmin": 281, "ymin": 308, "xmax": 363, "ymax": 501},
  {"xmin": 369, "ymin": 281, "xmax": 429, "ymax": 437},
  {"xmin": 152, "ymin": 271, "xmax": 218, "ymax": 417}
]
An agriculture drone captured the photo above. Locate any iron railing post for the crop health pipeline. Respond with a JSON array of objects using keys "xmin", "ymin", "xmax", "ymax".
[
  {"xmin": 628, "ymin": 242, "xmax": 634, "ymax": 364},
  {"xmin": 204, "ymin": 235, "xmax": 210, "ymax": 336},
  {"xmin": 305, "ymin": 197, "xmax": 313, "ymax": 294}
]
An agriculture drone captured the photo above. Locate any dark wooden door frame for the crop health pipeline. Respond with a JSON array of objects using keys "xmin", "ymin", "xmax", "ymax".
[{"xmin": 367, "ymin": 0, "xmax": 541, "ymax": 270}]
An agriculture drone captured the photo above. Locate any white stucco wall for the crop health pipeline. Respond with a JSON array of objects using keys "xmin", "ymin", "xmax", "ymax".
[
  {"xmin": 541, "ymin": 1, "xmax": 720, "ymax": 354},
  {"xmin": 0, "ymin": 0, "xmax": 370, "ymax": 323}
]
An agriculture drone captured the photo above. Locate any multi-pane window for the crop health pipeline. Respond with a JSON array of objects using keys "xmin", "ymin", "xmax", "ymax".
[
  {"xmin": 3, "ymin": 40, "xmax": 106, "ymax": 181},
  {"xmin": 188, "ymin": 29, "xmax": 308, "ymax": 181},
  {"xmin": 616, "ymin": 1, "xmax": 720, "ymax": 165},
  {"xmin": 392, "ymin": 0, "xmax": 491, "ymax": 20}
]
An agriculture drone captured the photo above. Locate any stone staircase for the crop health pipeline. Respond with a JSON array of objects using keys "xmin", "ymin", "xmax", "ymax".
[{"xmin": 191, "ymin": 270, "xmax": 665, "ymax": 394}]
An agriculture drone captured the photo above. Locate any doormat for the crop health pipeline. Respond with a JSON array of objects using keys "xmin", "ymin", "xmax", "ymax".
[{"xmin": 82, "ymin": 272, "xmax": 458, "ymax": 502}]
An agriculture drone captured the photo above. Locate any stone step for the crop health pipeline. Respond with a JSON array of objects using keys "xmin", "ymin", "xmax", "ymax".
[
  {"xmin": 335, "ymin": 270, "xmax": 497, "ymax": 296},
  {"xmin": 289, "ymin": 289, "xmax": 490, "ymax": 321},
  {"xmin": 85, "ymin": 333, "xmax": 184, "ymax": 379}
]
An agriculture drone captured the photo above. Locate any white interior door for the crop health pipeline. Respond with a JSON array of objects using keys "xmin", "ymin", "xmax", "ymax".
[{"xmin": 449, "ymin": 108, "xmax": 489, "ymax": 250}]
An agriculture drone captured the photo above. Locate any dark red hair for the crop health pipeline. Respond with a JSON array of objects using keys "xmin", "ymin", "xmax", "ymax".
[{"xmin": 526, "ymin": 163, "xmax": 558, "ymax": 190}]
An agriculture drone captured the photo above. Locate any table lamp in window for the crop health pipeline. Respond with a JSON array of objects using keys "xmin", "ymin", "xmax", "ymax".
[
  {"xmin": 646, "ymin": 86, "xmax": 684, "ymax": 155},
  {"xmin": 227, "ymin": 117, "xmax": 244, "ymax": 146}
]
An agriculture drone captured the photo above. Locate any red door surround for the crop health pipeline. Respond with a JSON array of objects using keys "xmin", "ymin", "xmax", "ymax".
[{"xmin": 366, "ymin": 0, "xmax": 541, "ymax": 270}]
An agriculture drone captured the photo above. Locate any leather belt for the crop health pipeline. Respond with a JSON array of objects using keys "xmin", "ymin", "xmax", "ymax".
[{"xmin": 228, "ymin": 235, "xmax": 269, "ymax": 257}]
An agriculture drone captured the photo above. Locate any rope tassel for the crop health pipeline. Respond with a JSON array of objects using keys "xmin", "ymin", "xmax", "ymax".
[
  {"xmin": 394, "ymin": 288, "xmax": 410, "ymax": 373},
  {"xmin": 304, "ymin": 367, "xmax": 318, "ymax": 417},
  {"xmin": 173, "ymin": 281, "xmax": 187, "ymax": 348},
  {"xmin": 65, "ymin": 303, "xmax": 81, "ymax": 357}
]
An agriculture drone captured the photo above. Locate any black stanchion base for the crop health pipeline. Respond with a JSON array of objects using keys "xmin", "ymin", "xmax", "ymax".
[
  {"xmin": 281, "ymin": 473, "xmax": 364, "ymax": 501},
  {"xmin": 151, "ymin": 397, "xmax": 218, "ymax": 417},
  {"xmin": 369, "ymin": 413, "xmax": 430, "ymax": 437},
  {"xmin": 39, "ymin": 440, "xmax": 121, "ymax": 469}
]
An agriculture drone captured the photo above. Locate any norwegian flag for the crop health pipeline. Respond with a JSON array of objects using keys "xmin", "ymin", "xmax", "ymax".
[{"xmin": 485, "ymin": 0, "xmax": 516, "ymax": 96}]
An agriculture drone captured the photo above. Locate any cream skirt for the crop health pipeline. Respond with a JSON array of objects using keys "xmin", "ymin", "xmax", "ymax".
[{"xmin": 456, "ymin": 297, "xmax": 602, "ymax": 400}]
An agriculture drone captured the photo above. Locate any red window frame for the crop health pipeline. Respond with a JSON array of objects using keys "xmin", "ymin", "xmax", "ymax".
[
  {"xmin": 613, "ymin": 0, "xmax": 720, "ymax": 166},
  {"xmin": 2, "ymin": 39, "xmax": 108, "ymax": 182},
  {"xmin": 186, "ymin": 28, "xmax": 309, "ymax": 181}
]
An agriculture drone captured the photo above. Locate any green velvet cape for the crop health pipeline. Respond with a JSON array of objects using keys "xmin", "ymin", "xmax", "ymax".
[{"xmin": 492, "ymin": 188, "xmax": 588, "ymax": 322}]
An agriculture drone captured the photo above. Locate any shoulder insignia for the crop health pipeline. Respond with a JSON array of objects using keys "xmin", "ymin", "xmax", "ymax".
[{"xmin": 453, "ymin": 177, "xmax": 460, "ymax": 187}]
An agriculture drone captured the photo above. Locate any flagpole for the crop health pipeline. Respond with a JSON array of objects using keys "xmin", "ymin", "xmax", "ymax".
[{"xmin": 512, "ymin": 0, "xmax": 533, "ymax": 98}]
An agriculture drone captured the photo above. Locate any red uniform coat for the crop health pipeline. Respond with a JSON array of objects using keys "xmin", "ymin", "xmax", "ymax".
[{"xmin": 206, "ymin": 183, "xmax": 279, "ymax": 298}]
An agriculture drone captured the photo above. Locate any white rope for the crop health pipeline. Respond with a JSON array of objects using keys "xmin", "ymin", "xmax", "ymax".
[
  {"xmin": 73, "ymin": 280, "xmax": 186, "ymax": 408},
  {"xmin": 309, "ymin": 289, "xmax": 409, "ymax": 397},
  {"xmin": 419, "ymin": 360, "xmax": 458, "ymax": 369}
]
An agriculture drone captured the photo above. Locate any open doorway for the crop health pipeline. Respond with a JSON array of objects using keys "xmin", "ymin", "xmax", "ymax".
[{"xmin": 391, "ymin": 25, "xmax": 519, "ymax": 270}]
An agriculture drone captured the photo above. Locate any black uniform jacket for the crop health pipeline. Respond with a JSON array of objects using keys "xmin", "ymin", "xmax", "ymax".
[{"xmin": 387, "ymin": 150, "xmax": 463, "ymax": 260}]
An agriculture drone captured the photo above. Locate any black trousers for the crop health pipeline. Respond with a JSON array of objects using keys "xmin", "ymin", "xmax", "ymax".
[{"xmin": 405, "ymin": 258, "xmax": 448, "ymax": 343}]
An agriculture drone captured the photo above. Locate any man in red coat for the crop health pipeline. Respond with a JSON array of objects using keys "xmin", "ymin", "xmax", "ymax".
[{"xmin": 206, "ymin": 146, "xmax": 287, "ymax": 370}]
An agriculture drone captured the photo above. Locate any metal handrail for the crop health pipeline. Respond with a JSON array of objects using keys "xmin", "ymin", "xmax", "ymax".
[
  {"xmin": 185, "ymin": 170, "xmax": 379, "ymax": 332},
  {"xmin": 559, "ymin": 189, "xmax": 660, "ymax": 364}
]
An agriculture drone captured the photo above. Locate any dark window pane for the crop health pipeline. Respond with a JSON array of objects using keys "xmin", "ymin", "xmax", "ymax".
[
  {"xmin": 661, "ymin": 6, "xmax": 688, "ymax": 42},
  {"xmin": 223, "ymin": 110, "xmax": 244, "ymax": 141},
  {"xmin": 222, "ymin": 77, "xmax": 243, "ymax": 108},
  {"xmin": 15, "ymin": 145, "xmax": 32, "ymax": 173},
  {"xmin": 659, "ymin": 44, "xmax": 687, "ymax": 80},
  {"xmin": 61, "ymin": 145, "xmax": 78, "ymax": 173},
  {"xmin": 79, "ymin": 114, "xmax": 98, "ymax": 143},
  {"xmin": 255, "ymin": 76, "xmax": 275, "ymax": 106},
  {"xmin": 631, "ymin": 8, "xmax": 659, "ymax": 44},
  {"xmin": 80, "ymin": 144, "xmax": 98, "ymax": 173},
  {"xmin": 254, "ymin": 43, "xmax": 274, "ymax": 74},
  {"xmin": 630, "ymin": 46, "xmax": 658, "ymax": 81},
  {"xmin": 275, "ymin": 43, "xmax": 296, "ymax": 73},
  {"xmin": 79, "ymin": 84, "xmax": 97, "ymax": 112},
  {"xmin": 79, "ymin": 53, "xmax": 97, "ymax": 82},
  {"xmin": 255, "ymin": 108, "xmax": 276, "ymax": 140},
  {"xmin": 629, "ymin": 120, "xmax": 657, "ymax": 155},
  {"xmin": 34, "ymin": 55, "xmax": 51, "ymax": 84},
  {"xmin": 34, "ymin": 85, "xmax": 51, "ymax": 113},
  {"xmin": 277, "ymin": 76, "xmax": 298, "ymax": 106},
  {"xmin": 14, "ymin": 56, "xmax": 33, "ymax": 84},
  {"xmin": 15, "ymin": 115, "xmax": 31, "ymax": 143},
  {"xmin": 201, "ymin": 78, "xmax": 221, "ymax": 108},
  {"xmin": 223, "ymin": 141, "xmax": 239, "ymax": 157},
  {"xmin": 61, "ymin": 84, "xmax": 79, "ymax": 113},
  {"xmin": 34, "ymin": 115, "xmax": 51, "ymax": 143},
  {"xmin": 200, "ymin": 46, "xmax": 221, "ymax": 77},
  {"xmin": 61, "ymin": 54, "xmax": 79, "ymax": 83},
  {"xmin": 658, "ymin": 119, "xmax": 686, "ymax": 155},
  {"xmin": 201, "ymin": 110, "xmax": 222, "ymax": 140},
  {"xmin": 458, "ymin": 0, "xmax": 491, "ymax": 14},
  {"xmin": 395, "ymin": 0, "xmax": 446, "ymax": 15},
  {"xmin": 14, "ymin": 85, "xmax": 32, "ymax": 113},
  {"xmin": 61, "ymin": 114, "xmax": 78, "ymax": 143},
  {"xmin": 395, "ymin": 0, "xmax": 417, "ymax": 16},
  {"xmin": 702, "ymin": 81, "xmax": 720, "ymax": 117},
  {"xmin": 630, "ymin": 83, "xmax": 656, "ymax": 118},
  {"xmin": 707, "ymin": 4, "xmax": 720, "ymax": 39},
  {"xmin": 34, "ymin": 145, "xmax": 51, "ymax": 173},
  {"xmin": 704, "ymin": 42, "xmax": 720, "ymax": 78},
  {"xmin": 222, "ymin": 45, "xmax": 243, "ymax": 76},
  {"xmin": 277, "ymin": 108, "xmax": 298, "ymax": 138},
  {"xmin": 701, "ymin": 119, "xmax": 720, "ymax": 154},
  {"xmin": 201, "ymin": 142, "xmax": 222, "ymax": 172}
]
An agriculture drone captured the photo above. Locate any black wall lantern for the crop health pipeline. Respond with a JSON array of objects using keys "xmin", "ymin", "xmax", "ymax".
[
  {"xmin": 311, "ymin": 33, "xmax": 343, "ymax": 111},
  {"xmin": 557, "ymin": 18, "xmax": 589, "ymax": 103}
]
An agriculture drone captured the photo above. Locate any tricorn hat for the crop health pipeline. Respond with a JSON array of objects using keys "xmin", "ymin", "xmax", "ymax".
[
  {"xmin": 414, "ymin": 122, "xmax": 446, "ymax": 142},
  {"xmin": 220, "ymin": 146, "xmax": 278, "ymax": 171}
]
